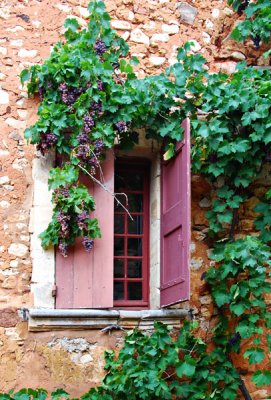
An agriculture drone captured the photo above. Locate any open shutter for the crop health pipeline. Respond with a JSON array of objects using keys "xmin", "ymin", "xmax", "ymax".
[
  {"xmin": 160, "ymin": 118, "xmax": 191, "ymax": 307},
  {"xmin": 56, "ymin": 150, "xmax": 114, "ymax": 308}
]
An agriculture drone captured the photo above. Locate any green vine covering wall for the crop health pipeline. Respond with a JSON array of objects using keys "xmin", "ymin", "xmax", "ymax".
[{"xmin": 15, "ymin": 0, "xmax": 271, "ymax": 398}]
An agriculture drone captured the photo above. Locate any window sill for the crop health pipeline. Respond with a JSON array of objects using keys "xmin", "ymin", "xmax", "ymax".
[{"xmin": 28, "ymin": 308, "xmax": 190, "ymax": 331}]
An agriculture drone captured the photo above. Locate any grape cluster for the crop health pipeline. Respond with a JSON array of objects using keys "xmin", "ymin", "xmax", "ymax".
[
  {"xmin": 115, "ymin": 121, "xmax": 127, "ymax": 133},
  {"xmin": 59, "ymin": 83, "xmax": 82, "ymax": 106},
  {"xmin": 97, "ymin": 80, "xmax": 104, "ymax": 91},
  {"xmin": 228, "ymin": 332, "xmax": 241, "ymax": 347},
  {"xmin": 94, "ymin": 139, "xmax": 104, "ymax": 158},
  {"xmin": 90, "ymin": 101, "xmax": 103, "ymax": 116},
  {"xmin": 252, "ymin": 35, "xmax": 261, "ymax": 49},
  {"xmin": 237, "ymin": 0, "xmax": 249, "ymax": 15},
  {"xmin": 77, "ymin": 133, "xmax": 89, "ymax": 144},
  {"xmin": 57, "ymin": 211, "xmax": 71, "ymax": 238},
  {"xmin": 83, "ymin": 115, "xmax": 95, "ymax": 133},
  {"xmin": 77, "ymin": 211, "xmax": 88, "ymax": 229},
  {"xmin": 82, "ymin": 236, "xmax": 94, "ymax": 252},
  {"xmin": 59, "ymin": 241, "xmax": 68, "ymax": 257},
  {"xmin": 53, "ymin": 186, "xmax": 70, "ymax": 202},
  {"xmin": 94, "ymin": 39, "xmax": 106, "ymax": 56},
  {"xmin": 76, "ymin": 144, "xmax": 90, "ymax": 161},
  {"xmin": 38, "ymin": 85, "xmax": 45, "ymax": 100},
  {"xmin": 37, "ymin": 132, "xmax": 57, "ymax": 155}
]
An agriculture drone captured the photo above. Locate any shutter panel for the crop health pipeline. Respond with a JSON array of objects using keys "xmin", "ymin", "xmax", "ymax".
[
  {"xmin": 160, "ymin": 118, "xmax": 191, "ymax": 307},
  {"xmin": 56, "ymin": 150, "xmax": 114, "ymax": 308}
]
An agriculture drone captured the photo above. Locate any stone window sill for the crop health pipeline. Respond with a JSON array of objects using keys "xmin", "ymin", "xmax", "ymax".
[{"xmin": 28, "ymin": 308, "xmax": 190, "ymax": 331}]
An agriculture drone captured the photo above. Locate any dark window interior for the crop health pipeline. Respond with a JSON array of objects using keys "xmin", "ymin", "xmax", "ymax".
[{"xmin": 113, "ymin": 159, "xmax": 149, "ymax": 307}]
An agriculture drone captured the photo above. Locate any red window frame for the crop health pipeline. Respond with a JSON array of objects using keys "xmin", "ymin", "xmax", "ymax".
[{"xmin": 113, "ymin": 158, "xmax": 150, "ymax": 308}]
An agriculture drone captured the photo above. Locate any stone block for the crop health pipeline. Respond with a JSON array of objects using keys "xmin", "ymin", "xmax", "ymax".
[
  {"xmin": 31, "ymin": 247, "xmax": 54, "ymax": 284},
  {"xmin": 177, "ymin": 3, "xmax": 198, "ymax": 25},
  {"xmin": 18, "ymin": 49, "xmax": 38, "ymax": 58},
  {"xmin": 0, "ymin": 308, "xmax": 20, "ymax": 327},
  {"xmin": 31, "ymin": 282, "xmax": 54, "ymax": 308},
  {"xmin": 8, "ymin": 244, "xmax": 28, "ymax": 258},
  {"xmin": 162, "ymin": 24, "xmax": 179, "ymax": 35},
  {"xmin": 150, "ymin": 33, "xmax": 169, "ymax": 44},
  {"xmin": 130, "ymin": 28, "xmax": 150, "ymax": 46},
  {"xmin": 0, "ymin": 176, "xmax": 10, "ymax": 185},
  {"xmin": 0, "ymin": 89, "xmax": 9, "ymax": 104},
  {"xmin": 111, "ymin": 20, "xmax": 132, "ymax": 30},
  {"xmin": 149, "ymin": 56, "xmax": 166, "ymax": 66}
]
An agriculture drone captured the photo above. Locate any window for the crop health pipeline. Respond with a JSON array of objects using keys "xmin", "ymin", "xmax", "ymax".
[
  {"xmin": 114, "ymin": 159, "xmax": 150, "ymax": 308},
  {"xmin": 30, "ymin": 118, "xmax": 191, "ymax": 313}
]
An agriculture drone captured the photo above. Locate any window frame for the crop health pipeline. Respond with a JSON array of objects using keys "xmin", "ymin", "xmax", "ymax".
[{"xmin": 113, "ymin": 158, "xmax": 150, "ymax": 308}]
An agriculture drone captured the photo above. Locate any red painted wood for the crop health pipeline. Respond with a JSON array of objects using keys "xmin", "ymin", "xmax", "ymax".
[
  {"xmin": 56, "ymin": 150, "xmax": 114, "ymax": 308},
  {"xmin": 160, "ymin": 118, "xmax": 191, "ymax": 307}
]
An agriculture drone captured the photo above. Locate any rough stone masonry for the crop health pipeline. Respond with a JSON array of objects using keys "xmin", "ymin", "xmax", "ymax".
[{"xmin": 0, "ymin": 0, "xmax": 270, "ymax": 398}]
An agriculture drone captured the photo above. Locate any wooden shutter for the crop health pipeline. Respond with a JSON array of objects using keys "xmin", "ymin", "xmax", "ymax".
[
  {"xmin": 160, "ymin": 118, "xmax": 191, "ymax": 307},
  {"xmin": 56, "ymin": 150, "xmax": 114, "ymax": 308}
]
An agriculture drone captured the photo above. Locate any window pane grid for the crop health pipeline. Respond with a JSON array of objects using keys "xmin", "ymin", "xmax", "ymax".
[{"xmin": 114, "ymin": 161, "xmax": 149, "ymax": 305}]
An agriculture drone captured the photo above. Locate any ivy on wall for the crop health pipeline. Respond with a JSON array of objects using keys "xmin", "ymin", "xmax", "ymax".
[
  {"xmin": 19, "ymin": 0, "xmax": 271, "ymax": 397},
  {"xmin": 227, "ymin": 0, "xmax": 271, "ymax": 46}
]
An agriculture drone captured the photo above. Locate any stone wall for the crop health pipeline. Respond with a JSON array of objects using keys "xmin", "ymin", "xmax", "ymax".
[{"xmin": 0, "ymin": 0, "xmax": 270, "ymax": 398}]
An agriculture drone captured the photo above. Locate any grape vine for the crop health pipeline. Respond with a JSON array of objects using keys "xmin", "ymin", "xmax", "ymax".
[{"xmin": 21, "ymin": 0, "xmax": 271, "ymax": 395}]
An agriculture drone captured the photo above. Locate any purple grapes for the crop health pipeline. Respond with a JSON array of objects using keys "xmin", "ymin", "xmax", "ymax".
[
  {"xmin": 90, "ymin": 101, "xmax": 103, "ymax": 116},
  {"xmin": 94, "ymin": 39, "xmax": 106, "ymax": 56},
  {"xmin": 37, "ymin": 132, "xmax": 57, "ymax": 155},
  {"xmin": 76, "ymin": 144, "xmax": 90, "ymax": 161},
  {"xmin": 77, "ymin": 211, "xmax": 88, "ymax": 229},
  {"xmin": 57, "ymin": 211, "xmax": 70, "ymax": 238},
  {"xmin": 115, "ymin": 121, "xmax": 127, "ymax": 133},
  {"xmin": 77, "ymin": 133, "xmax": 89, "ymax": 144},
  {"xmin": 82, "ymin": 236, "xmax": 94, "ymax": 252},
  {"xmin": 252, "ymin": 34, "xmax": 261, "ymax": 49},
  {"xmin": 83, "ymin": 115, "xmax": 94, "ymax": 133},
  {"xmin": 59, "ymin": 82, "xmax": 82, "ymax": 106},
  {"xmin": 97, "ymin": 80, "xmax": 104, "ymax": 91},
  {"xmin": 59, "ymin": 241, "xmax": 68, "ymax": 257}
]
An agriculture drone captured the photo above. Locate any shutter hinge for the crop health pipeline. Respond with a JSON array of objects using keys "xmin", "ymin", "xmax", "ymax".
[{"xmin": 52, "ymin": 284, "xmax": 57, "ymax": 297}]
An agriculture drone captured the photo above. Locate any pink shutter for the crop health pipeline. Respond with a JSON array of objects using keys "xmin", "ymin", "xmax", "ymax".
[
  {"xmin": 160, "ymin": 118, "xmax": 191, "ymax": 307},
  {"xmin": 56, "ymin": 150, "xmax": 114, "ymax": 308}
]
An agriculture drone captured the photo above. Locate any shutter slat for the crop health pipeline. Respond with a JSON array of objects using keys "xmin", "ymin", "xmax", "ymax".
[
  {"xmin": 56, "ymin": 150, "xmax": 114, "ymax": 308},
  {"xmin": 160, "ymin": 118, "xmax": 191, "ymax": 307}
]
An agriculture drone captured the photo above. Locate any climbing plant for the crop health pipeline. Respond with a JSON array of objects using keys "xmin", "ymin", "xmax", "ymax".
[
  {"xmin": 227, "ymin": 0, "xmax": 271, "ymax": 47},
  {"xmin": 20, "ymin": 0, "xmax": 271, "ymax": 397}
]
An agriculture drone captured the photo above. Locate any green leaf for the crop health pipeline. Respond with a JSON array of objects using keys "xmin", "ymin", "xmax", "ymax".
[
  {"xmin": 252, "ymin": 370, "xmax": 271, "ymax": 387},
  {"xmin": 20, "ymin": 69, "xmax": 31, "ymax": 86},
  {"xmin": 176, "ymin": 356, "xmax": 196, "ymax": 378},
  {"xmin": 64, "ymin": 18, "xmax": 80, "ymax": 32},
  {"xmin": 244, "ymin": 347, "xmax": 265, "ymax": 364},
  {"xmin": 163, "ymin": 143, "xmax": 175, "ymax": 161}
]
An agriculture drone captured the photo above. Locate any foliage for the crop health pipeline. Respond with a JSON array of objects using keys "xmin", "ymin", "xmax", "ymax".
[
  {"xmin": 20, "ymin": 0, "xmax": 271, "ymax": 396},
  {"xmin": 192, "ymin": 65, "xmax": 271, "ymax": 236},
  {"xmin": 85, "ymin": 322, "xmax": 240, "ymax": 400},
  {"xmin": 227, "ymin": 0, "xmax": 271, "ymax": 46},
  {"xmin": 205, "ymin": 237, "xmax": 271, "ymax": 385}
]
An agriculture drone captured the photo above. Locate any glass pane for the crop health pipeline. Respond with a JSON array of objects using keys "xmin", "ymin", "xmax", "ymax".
[
  {"xmin": 114, "ymin": 281, "xmax": 124, "ymax": 300},
  {"xmin": 128, "ymin": 282, "xmax": 142, "ymax": 300},
  {"xmin": 114, "ymin": 194, "xmax": 128, "ymax": 211},
  {"xmin": 128, "ymin": 194, "xmax": 143, "ymax": 212},
  {"xmin": 114, "ymin": 237, "xmax": 125, "ymax": 256},
  {"xmin": 114, "ymin": 259, "xmax": 124, "ymax": 278},
  {"xmin": 128, "ymin": 260, "xmax": 142, "ymax": 278},
  {"xmin": 115, "ymin": 172, "xmax": 126, "ymax": 192},
  {"xmin": 127, "ymin": 238, "xmax": 142, "ymax": 256},
  {"xmin": 128, "ymin": 215, "xmax": 143, "ymax": 234},
  {"xmin": 126, "ymin": 173, "xmax": 144, "ymax": 191},
  {"xmin": 114, "ymin": 214, "xmax": 125, "ymax": 234}
]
